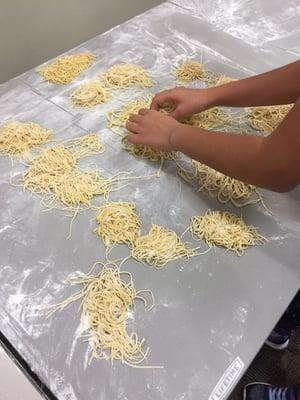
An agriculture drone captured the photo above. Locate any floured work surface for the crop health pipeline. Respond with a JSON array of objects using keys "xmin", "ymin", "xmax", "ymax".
[
  {"xmin": 168, "ymin": 0, "xmax": 300, "ymax": 54},
  {"xmin": 0, "ymin": 3, "xmax": 300, "ymax": 400}
]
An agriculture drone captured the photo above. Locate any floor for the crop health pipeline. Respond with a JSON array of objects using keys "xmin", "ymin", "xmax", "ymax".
[
  {"xmin": 0, "ymin": 346, "xmax": 43, "ymax": 400},
  {"xmin": 230, "ymin": 330, "xmax": 300, "ymax": 399}
]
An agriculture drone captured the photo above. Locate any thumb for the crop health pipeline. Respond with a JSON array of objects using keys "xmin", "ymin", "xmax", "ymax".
[{"xmin": 170, "ymin": 105, "xmax": 185, "ymax": 121}]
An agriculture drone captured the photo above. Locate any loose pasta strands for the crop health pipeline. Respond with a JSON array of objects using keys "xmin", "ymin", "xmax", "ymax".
[
  {"xmin": 121, "ymin": 135, "xmax": 178, "ymax": 162},
  {"xmin": 106, "ymin": 97, "xmax": 171, "ymax": 174},
  {"xmin": 95, "ymin": 202, "xmax": 141, "ymax": 248},
  {"xmin": 22, "ymin": 133, "xmax": 105, "ymax": 195},
  {"xmin": 107, "ymin": 96, "xmax": 152, "ymax": 135},
  {"xmin": 23, "ymin": 146, "xmax": 155, "ymax": 218},
  {"xmin": 36, "ymin": 52, "xmax": 96, "ymax": 84},
  {"xmin": 71, "ymin": 80, "xmax": 110, "ymax": 108},
  {"xmin": 46, "ymin": 170, "xmax": 156, "ymax": 219},
  {"xmin": 51, "ymin": 171, "xmax": 115, "ymax": 209},
  {"xmin": 107, "ymin": 96, "xmax": 177, "ymax": 174},
  {"xmin": 190, "ymin": 160, "xmax": 262, "ymax": 207},
  {"xmin": 66, "ymin": 133, "xmax": 105, "ymax": 158},
  {"xmin": 101, "ymin": 63, "xmax": 152, "ymax": 89},
  {"xmin": 190, "ymin": 210, "xmax": 266, "ymax": 256},
  {"xmin": 246, "ymin": 104, "xmax": 293, "ymax": 133},
  {"xmin": 0, "ymin": 121, "xmax": 53, "ymax": 158},
  {"xmin": 183, "ymin": 108, "xmax": 232, "ymax": 130},
  {"xmin": 23, "ymin": 146, "xmax": 76, "ymax": 194},
  {"xmin": 48, "ymin": 263, "xmax": 162, "ymax": 368},
  {"xmin": 132, "ymin": 224, "xmax": 198, "ymax": 268},
  {"xmin": 107, "ymin": 96, "xmax": 174, "ymax": 134}
]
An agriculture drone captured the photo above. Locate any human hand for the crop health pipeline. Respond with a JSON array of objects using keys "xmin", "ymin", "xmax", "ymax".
[
  {"xmin": 151, "ymin": 87, "xmax": 214, "ymax": 120},
  {"xmin": 126, "ymin": 109, "xmax": 181, "ymax": 152}
]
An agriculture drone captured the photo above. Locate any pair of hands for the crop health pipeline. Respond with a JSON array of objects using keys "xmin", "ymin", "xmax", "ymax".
[{"xmin": 126, "ymin": 87, "xmax": 214, "ymax": 152}]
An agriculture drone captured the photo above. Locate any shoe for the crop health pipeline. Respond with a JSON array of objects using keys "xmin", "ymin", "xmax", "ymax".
[
  {"xmin": 243, "ymin": 383, "xmax": 300, "ymax": 400},
  {"xmin": 265, "ymin": 329, "xmax": 290, "ymax": 350}
]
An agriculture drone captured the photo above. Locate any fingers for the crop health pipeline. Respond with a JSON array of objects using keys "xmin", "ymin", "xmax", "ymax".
[
  {"xmin": 151, "ymin": 90, "xmax": 174, "ymax": 110},
  {"xmin": 126, "ymin": 120, "xmax": 140, "ymax": 133},
  {"xmin": 127, "ymin": 109, "xmax": 150, "ymax": 131},
  {"xmin": 170, "ymin": 105, "xmax": 184, "ymax": 121},
  {"xmin": 138, "ymin": 108, "xmax": 150, "ymax": 115},
  {"xmin": 127, "ymin": 133, "xmax": 143, "ymax": 145},
  {"xmin": 128, "ymin": 113, "xmax": 142, "ymax": 123}
]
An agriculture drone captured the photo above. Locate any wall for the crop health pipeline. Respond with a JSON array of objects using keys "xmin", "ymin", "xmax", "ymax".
[{"xmin": 0, "ymin": 0, "xmax": 163, "ymax": 83}]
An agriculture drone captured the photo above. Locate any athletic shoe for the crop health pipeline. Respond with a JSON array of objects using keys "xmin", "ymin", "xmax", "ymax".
[
  {"xmin": 244, "ymin": 383, "xmax": 300, "ymax": 400},
  {"xmin": 266, "ymin": 329, "xmax": 290, "ymax": 350}
]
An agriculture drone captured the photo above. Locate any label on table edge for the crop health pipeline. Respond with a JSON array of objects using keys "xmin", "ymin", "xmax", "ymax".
[{"xmin": 209, "ymin": 357, "xmax": 245, "ymax": 400}]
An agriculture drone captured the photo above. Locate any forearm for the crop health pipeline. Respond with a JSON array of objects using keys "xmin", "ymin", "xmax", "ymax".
[
  {"xmin": 171, "ymin": 124, "xmax": 294, "ymax": 192},
  {"xmin": 206, "ymin": 60, "xmax": 300, "ymax": 109}
]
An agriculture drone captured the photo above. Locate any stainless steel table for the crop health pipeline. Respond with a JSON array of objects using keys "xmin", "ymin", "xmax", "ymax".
[{"xmin": 0, "ymin": 2, "xmax": 299, "ymax": 400}]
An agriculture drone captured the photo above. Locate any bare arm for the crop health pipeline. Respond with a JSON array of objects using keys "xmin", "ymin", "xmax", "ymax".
[
  {"xmin": 126, "ymin": 100, "xmax": 300, "ymax": 192},
  {"xmin": 150, "ymin": 61, "xmax": 300, "ymax": 119},
  {"xmin": 210, "ymin": 60, "xmax": 300, "ymax": 108},
  {"xmin": 171, "ymin": 100, "xmax": 300, "ymax": 191}
]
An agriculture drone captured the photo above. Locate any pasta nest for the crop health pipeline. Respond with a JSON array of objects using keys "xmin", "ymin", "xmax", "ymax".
[
  {"xmin": 101, "ymin": 63, "xmax": 152, "ymax": 88},
  {"xmin": 132, "ymin": 224, "xmax": 196, "ymax": 268},
  {"xmin": 190, "ymin": 210, "xmax": 266, "ymax": 255},
  {"xmin": 246, "ymin": 104, "xmax": 293, "ymax": 133},
  {"xmin": 37, "ymin": 52, "xmax": 96, "ymax": 84},
  {"xmin": 71, "ymin": 80, "xmax": 110, "ymax": 108},
  {"xmin": 183, "ymin": 108, "xmax": 232, "ymax": 130},
  {"xmin": 192, "ymin": 160, "xmax": 259, "ymax": 206},
  {"xmin": 95, "ymin": 202, "xmax": 141, "ymax": 247},
  {"xmin": 175, "ymin": 61, "xmax": 205, "ymax": 82},
  {"xmin": 48, "ymin": 264, "xmax": 159, "ymax": 367},
  {"xmin": 23, "ymin": 146, "xmax": 76, "ymax": 193},
  {"xmin": 0, "ymin": 121, "xmax": 52, "ymax": 158},
  {"xmin": 52, "ymin": 171, "xmax": 112, "ymax": 207}
]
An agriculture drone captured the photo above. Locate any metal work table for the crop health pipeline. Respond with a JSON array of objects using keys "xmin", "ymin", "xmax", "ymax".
[{"xmin": 0, "ymin": 2, "xmax": 299, "ymax": 399}]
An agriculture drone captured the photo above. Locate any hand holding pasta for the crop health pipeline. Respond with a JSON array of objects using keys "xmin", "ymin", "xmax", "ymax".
[
  {"xmin": 126, "ymin": 109, "xmax": 181, "ymax": 152},
  {"xmin": 151, "ymin": 87, "xmax": 214, "ymax": 120}
]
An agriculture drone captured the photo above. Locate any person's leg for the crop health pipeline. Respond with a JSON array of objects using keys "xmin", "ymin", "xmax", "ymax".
[
  {"xmin": 266, "ymin": 290, "xmax": 300, "ymax": 350},
  {"xmin": 244, "ymin": 383, "xmax": 300, "ymax": 400},
  {"xmin": 275, "ymin": 291, "xmax": 300, "ymax": 333},
  {"xmin": 244, "ymin": 292, "xmax": 300, "ymax": 399}
]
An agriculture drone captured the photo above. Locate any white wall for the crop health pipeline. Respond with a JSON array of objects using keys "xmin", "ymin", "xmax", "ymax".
[{"xmin": 0, "ymin": 0, "xmax": 163, "ymax": 83}]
